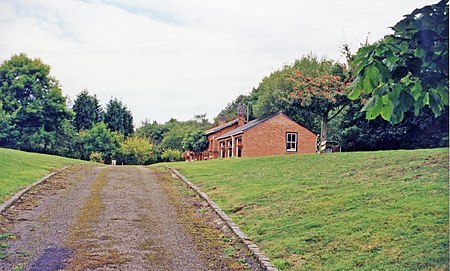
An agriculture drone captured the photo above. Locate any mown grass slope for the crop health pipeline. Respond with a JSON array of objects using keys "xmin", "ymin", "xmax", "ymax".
[
  {"xmin": 0, "ymin": 148, "xmax": 89, "ymax": 203},
  {"xmin": 167, "ymin": 148, "xmax": 449, "ymax": 271}
]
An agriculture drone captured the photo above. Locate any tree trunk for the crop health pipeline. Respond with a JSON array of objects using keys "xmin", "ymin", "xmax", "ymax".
[{"xmin": 320, "ymin": 116, "xmax": 328, "ymax": 154}]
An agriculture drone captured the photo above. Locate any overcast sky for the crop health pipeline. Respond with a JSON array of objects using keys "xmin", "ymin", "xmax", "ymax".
[{"xmin": 0, "ymin": 0, "xmax": 437, "ymax": 126}]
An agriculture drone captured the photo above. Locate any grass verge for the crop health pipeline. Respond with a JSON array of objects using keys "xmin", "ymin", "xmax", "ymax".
[
  {"xmin": 166, "ymin": 148, "xmax": 449, "ymax": 271},
  {"xmin": 152, "ymin": 166, "xmax": 258, "ymax": 270},
  {"xmin": 0, "ymin": 148, "xmax": 89, "ymax": 203}
]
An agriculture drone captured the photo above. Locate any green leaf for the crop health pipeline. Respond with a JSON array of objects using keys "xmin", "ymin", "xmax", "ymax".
[
  {"xmin": 437, "ymin": 86, "xmax": 449, "ymax": 105},
  {"xmin": 374, "ymin": 62, "xmax": 390, "ymax": 83},
  {"xmin": 390, "ymin": 107, "xmax": 405, "ymax": 124},
  {"xmin": 347, "ymin": 88, "xmax": 361, "ymax": 100},
  {"xmin": 410, "ymin": 83, "xmax": 423, "ymax": 100},
  {"xmin": 364, "ymin": 96, "xmax": 383, "ymax": 120},
  {"xmin": 397, "ymin": 90, "xmax": 415, "ymax": 113},
  {"xmin": 380, "ymin": 100, "xmax": 394, "ymax": 121},
  {"xmin": 429, "ymin": 91, "xmax": 444, "ymax": 117}
]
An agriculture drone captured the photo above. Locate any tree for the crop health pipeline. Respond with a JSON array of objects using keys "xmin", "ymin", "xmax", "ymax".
[
  {"xmin": 80, "ymin": 122, "xmax": 121, "ymax": 163},
  {"xmin": 72, "ymin": 89, "xmax": 102, "ymax": 132},
  {"xmin": 160, "ymin": 126, "xmax": 186, "ymax": 151},
  {"xmin": 136, "ymin": 120, "xmax": 168, "ymax": 145},
  {"xmin": 181, "ymin": 129, "xmax": 208, "ymax": 152},
  {"xmin": 0, "ymin": 53, "xmax": 72, "ymax": 152},
  {"xmin": 289, "ymin": 56, "xmax": 350, "ymax": 150},
  {"xmin": 159, "ymin": 118, "xmax": 208, "ymax": 151},
  {"xmin": 0, "ymin": 101, "xmax": 16, "ymax": 146},
  {"xmin": 104, "ymin": 98, "xmax": 134, "ymax": 136},
  {"xmin": 252, "ymin": 70, "xmax": 320, "ymax": 134},
  {"xmin": 52, "ymin": 120, "xmax": 83, "ymax": 159},
  {"xmin": 348, "ymin": 0, "xmax": 449, "ymax": 123}
]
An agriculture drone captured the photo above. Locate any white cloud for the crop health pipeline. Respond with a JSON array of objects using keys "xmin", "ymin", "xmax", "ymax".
[{"xmin": 0, "ymin": 0, "xmax": 438, "ymax": 125}]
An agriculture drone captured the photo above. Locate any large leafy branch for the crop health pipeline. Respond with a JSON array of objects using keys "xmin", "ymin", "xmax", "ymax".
[{"xmin": 348, "ymin": 0, "xmax": 449, "ymax": 124}]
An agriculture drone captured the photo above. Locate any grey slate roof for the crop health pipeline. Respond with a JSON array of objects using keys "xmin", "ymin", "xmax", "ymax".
[
  {"xmin": 216, "ymin": 112, "xmax": 286, "ymax": 140},
  {"xmin": 205, "ymin": 119, "xmax": 238, "ymax": 135}
]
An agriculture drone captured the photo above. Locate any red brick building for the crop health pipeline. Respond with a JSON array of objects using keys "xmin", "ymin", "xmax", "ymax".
[{"xmin": 201, "ymin": 112, "xmax": 317, "ymax": 159}]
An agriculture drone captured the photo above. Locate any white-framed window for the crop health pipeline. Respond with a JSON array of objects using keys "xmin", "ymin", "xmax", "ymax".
[
  {"xmin": 286, "ymin": 132, "xmax": 297, "ymax": 152},
  {"xmin": 227, "ymin": 139, "xmax": 233, "ymax": 157}
]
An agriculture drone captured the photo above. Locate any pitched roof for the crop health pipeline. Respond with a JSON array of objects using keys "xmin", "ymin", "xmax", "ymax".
[
  {"xmin": 205, "ymin": 119, "xmax": 238, "ymax": 135},
  {"xmin": 216, "ymin": 112, "xmax": 288, "ymax": 140}
]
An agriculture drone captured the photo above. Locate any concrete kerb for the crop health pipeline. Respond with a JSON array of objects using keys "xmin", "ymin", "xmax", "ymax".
[
  {"xmin": 0, "ymin": 166, "xmax": 69, "ymax": 214},
  {"xmin": 166, "ymin": 166, "xmax": 279, "ymax": 271}
]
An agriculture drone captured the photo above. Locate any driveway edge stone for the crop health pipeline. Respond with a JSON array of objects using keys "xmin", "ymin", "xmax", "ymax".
[
  {"xmin": 0, "ymin": 166, "xmax": 69, "ymax": 214},
  {"xmin": 166, "ymin": 166, "xmax": 279, "ymax": 271}
]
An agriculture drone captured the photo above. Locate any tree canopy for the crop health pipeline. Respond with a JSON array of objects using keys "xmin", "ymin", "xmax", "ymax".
[
  {"xmin": 290, "ymin": 56, "xmax": 350, "ymax": 146},
  {"xmin": 0, "ymin": 53, "xmax": 72, "ymax": 152},
  {"xmin": 348, "ymin": 0, "xmax": 449, "ymax": 123},
  {"xmin": 104, "ymin": 98, "xmax": 134, "ymax": 136},
  {"xmin": 72, "ymin": 89, "xmax": 102, "ymax": 132},
  {"xmin": 181, "ymin": 129, "xmax": 208, "ymax": 152}
]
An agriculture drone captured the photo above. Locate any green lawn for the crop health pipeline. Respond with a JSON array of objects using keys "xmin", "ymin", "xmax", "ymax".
[
  {"xmin": 0, "ymin": 148, "xmax": 89, "ymax": 203},
  {"xmin": 164, "ymin": 148, "xmax": 449, "ymax": 271}
]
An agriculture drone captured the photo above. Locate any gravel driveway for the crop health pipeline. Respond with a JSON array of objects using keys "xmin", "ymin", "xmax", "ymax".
[{"xmin": 0, "ymin": 165, "xmax": 254, "ymax": 271}]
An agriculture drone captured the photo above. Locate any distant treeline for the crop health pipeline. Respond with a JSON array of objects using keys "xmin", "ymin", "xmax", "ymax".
[{"xmin": 0, "ymin": 54, "xmax": 216, "ymax": 164}]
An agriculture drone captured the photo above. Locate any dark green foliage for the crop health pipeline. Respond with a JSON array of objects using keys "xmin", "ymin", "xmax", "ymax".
[
  {"xmin": 52, "ymin": 120, "xmax": 83, "ymax": 159},
  {"xmin": 72, "ymin": 89, "xmax": 102, "ymax": 132},
  {"xmin": 0, "ymin": 53, "xmax": 72, "ymax": 153},
  {"xmin": 136, "ymin": 120, "xmax": 168, "ymax": 144},
  {"xmin": 348, "ymin": 0, "xmax": 449, "ymax": 123},
  {"xmin": 341, "ymin": 104, "xmax": 448, "ymax": 151},
  {"xmin": 150, "ymin": 117, "xmax": 210, "ymax": 151},
  {"xmin": 135, "ymin": 116, "xmax": 212, "ymax": 163},
  {"xmin": 182, "ymin": 129, "xmax": 208, "ymax": 152},
  {"xmin": 104, "ymin": 98, "xmax": 134, "ymax": 136},
  {"xmin": 80, "ymin": 122, "xmax": 121, "ymax": 163}
]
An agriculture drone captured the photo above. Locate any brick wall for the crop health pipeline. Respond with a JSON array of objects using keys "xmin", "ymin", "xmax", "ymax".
[
  {"xmin": 242, "ymin": 114, "xmax": 317, "ymax": 157},
  {"xmin": 207, "ymin": 123, "xmax": 239, "ymax": 152}
]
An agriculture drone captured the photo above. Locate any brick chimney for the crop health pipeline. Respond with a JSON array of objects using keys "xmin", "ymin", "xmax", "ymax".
[
  {"xmin": 217, "ymin": 114, "xmax": 227, "ymax": 126},
  {"xmin": 237, "ymin": 104, "xmax": 245, "ymax": 127}
]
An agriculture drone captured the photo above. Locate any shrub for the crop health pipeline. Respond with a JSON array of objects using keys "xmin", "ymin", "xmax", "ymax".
[
  {"xmin": 161, "ymin": 149, "xmax": 183, "ymax": 162},
  {"xmin": 89, "ymin": 152, "xmax": 103, "ymax": 163}
]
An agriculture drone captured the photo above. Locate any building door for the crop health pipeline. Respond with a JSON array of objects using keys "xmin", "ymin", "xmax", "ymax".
[{"xmin": 220, "ymin": 141, "xmax": 225, "ymax": 158}]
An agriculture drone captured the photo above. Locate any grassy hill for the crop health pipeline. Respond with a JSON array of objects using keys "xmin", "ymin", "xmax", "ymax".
[
  {"xmin": 0, "ymin": 148, "xmax": 89, "ymax": 203},
  {"xmin": 165, "ymin": 148, "xmax": 449, "ymax": 271}
]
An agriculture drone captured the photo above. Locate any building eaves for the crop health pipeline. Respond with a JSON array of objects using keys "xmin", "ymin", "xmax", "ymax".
[{"xmin": 205, "ymin": 119, "xmax": 239, "ymax": 135}]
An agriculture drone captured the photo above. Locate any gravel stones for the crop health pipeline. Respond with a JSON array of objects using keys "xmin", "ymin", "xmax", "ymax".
[{"xmin": 0, "ymin": 165, "xmax": 250, "ymax": 270}]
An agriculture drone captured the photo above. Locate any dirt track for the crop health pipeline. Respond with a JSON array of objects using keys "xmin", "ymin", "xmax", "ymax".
[{"xmin": 0, "ymin": 165, "xmax": 258, "ymax": 271}]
